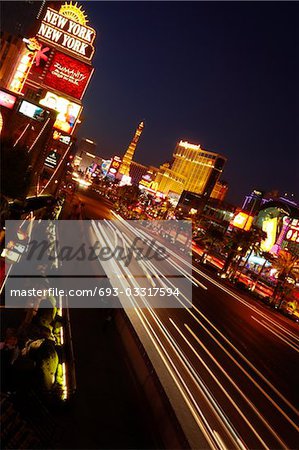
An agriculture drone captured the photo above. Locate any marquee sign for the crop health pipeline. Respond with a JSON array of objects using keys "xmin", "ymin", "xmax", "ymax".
[
  {"xmin": 37, "ymin": 7, "xmax": 96, "ymax": 61},
  {"xmin": 43, "ymin": 51, "xmax": 94, "ymax": 100},
  {"xmin": 286, "ymin": 218, "xmax": 299, "ymax": 244}
]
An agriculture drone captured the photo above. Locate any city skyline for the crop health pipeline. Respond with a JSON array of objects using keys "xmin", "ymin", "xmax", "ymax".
[
  {"xmin": 1, "ymin": 1, "xmax": 298, "ymax": 204},
  {"xmin": 76, "ymin": 1, "xmax": 298, "ymax": 204}
]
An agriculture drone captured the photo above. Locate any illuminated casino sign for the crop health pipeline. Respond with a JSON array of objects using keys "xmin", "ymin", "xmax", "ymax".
[
  {"xmin": 231, "ymin": 211, "xmax": 254, "ymax": 231},
  {"xmin": 39, "ymin": 91, "xmax": 81, "ymax": 134},
  {"xmin": 37, "ymin": 6, "xmax": 96, "ymax": 61},
  {"xmin": 107, "ymin": 157, "xmax": 121, "ymax": 177},
  {"xmin": 101, "ymin": 159, "xmax": 111, "ymax": 176},
  {"xmin": 286, "ymin": 218, "xmax": 299, "ymax": 244},
  {"xmin": 0, "ymin": 90, "xmax": 17, "ymax": 109},
  {"xmin": 43, "ymin": 51, "xmax": 94, "ymax": 99}
]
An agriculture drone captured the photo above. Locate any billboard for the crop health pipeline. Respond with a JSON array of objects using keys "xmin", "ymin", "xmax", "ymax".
[
  {"xmin": 0, "ymin": 90, "xmax": 17, "ymax": 109},
  {"xmin": 43, "ymin": 51, "xmax": 93, "ymax": 100},
  {"xmin": 39, "ymin": 91, "xmax": 81, "ymax": 134},
  {"xmin": 18, "ymin": 100, "xmax": 49, "ymax": 122},
  {"xmin": 231, "ymin": 211, "xmax": 254, "ymax": 231},
  {"xmin": 101, "ymin": 159, "xmax": 111, "ymax": 176}
]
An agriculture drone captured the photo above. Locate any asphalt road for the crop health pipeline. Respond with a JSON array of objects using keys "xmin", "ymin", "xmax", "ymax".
[{"xmin": 81, "ymin": 189, "xmax": 299, "ymax": 450}]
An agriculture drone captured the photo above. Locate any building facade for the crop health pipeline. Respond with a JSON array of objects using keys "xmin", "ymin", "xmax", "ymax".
[
  {"xmin": 210, "ymin": 180, "xmax": 229, "ymax": 202},
  {"xmin": 155, "ymin": 140, "xmax": 226, "ymax": 199},
  {"xmin": 129, "ymin": 161, "xmax": 148, "ymax": 185},
  {"xmin": 0, "ymin": 2, "xmax": 96, "ymax": 195}
]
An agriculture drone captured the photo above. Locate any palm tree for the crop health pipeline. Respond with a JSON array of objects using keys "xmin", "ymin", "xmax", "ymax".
[
  {"xmin": 250, "ymin": 251, "xmax": 274, "ymax": 291},
  {"xmin": 234, "ymin": 227, "xmax": 268, "ymax": 280},
  {"xmin": 271, "ymin": 250, "xmax": 299, "ymax": 308},
  {"xmin": 226, "ymin": 227, "xmax": 267, "ymax": 281},
  {"xmin": 222, "ymin": 228, "xmax": 250, "ymax": 276},
  {"xmin": 196, "ymin": 226, "xmax": 225, "ymax": 263}
]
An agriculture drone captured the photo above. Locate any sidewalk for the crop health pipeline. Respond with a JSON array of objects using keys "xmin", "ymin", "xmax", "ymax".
[{"xmin": 53, "ymin": 308, "xmax": 162, "ymax": 449}]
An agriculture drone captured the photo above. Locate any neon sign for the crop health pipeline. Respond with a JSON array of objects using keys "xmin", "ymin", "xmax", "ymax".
[
  {"xmin": 37, "ymin": 7, "xmax": 96, "ymax": 60},
  {"xmin": 43, "ymin": 51, "xmax": 93, "ymax": 99},
  {"xmin": 9, "ymin": 48, "xmax": 35, "ymax": 93},
  {"xmin": 286, "ymin": 218, "xmax": 299, "ymax": 244},
  {"xmin": 139, "ymin": 179, "xmax": 159, "ymax": 191}
]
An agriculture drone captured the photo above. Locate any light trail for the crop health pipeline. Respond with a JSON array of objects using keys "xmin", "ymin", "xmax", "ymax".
[
  {"xmin": 93, "ymin": 220, "xmax": 277, "ymax": 449},
  {"xmin": 177, "ymin": 321, "xmax": 288, "ymax": 449},
  {"xmin": 28, "ymin": 117, "xmax": 51, "ymax": 153},
  {"xmin": 172, "ymin": 292, "xmax": 299, "ymax": 430},
  {"xmin": 110, "ymin": 217, "xmax": 299, "ymax": 422},
  {"xmin": 257, "ymin": 316, "xmax": 299, "ymax": 344},
  {"xmin": 91, "ymin": 220, "xmax": 220, "ymax": 450},
  {"xmin": 91, "ymin": 218, "xmax": 299, "ymax": 448},
  {"xmin": 13, "ymin": 123, "xmax": 30, "ymax": 147},
  {"xmin": 137, "ymin": 297, "xmax": 246, "ymax": 449},
  {"xmin": 111, "ymin": 216, "xmax": 207, "ymax": 290},
  {"xmin": 251, "ymin": 316, "xmax": 299, "ymax": 353},
  {"xmin": 39, "ymin": 141, "xmax": 72, "ymax": 195},
  {"xmin": 112, "ymin": 217, "xmax": 299, "ymax": 420},
  {"xmin": 114, "ymin": 209, "xmax": 295, "ymax": 343},
  {"xmin": 116, "ymin": 219, "xmax": 299, "ymax": 427}
]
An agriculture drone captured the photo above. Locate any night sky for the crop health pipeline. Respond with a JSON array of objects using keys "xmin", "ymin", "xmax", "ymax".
[{"xmin": 2, "ymin": 1, "xmax": 299, "ymax": 204}]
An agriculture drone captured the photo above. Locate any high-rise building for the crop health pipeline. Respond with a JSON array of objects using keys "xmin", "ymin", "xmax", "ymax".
[
  {"xmin": 77, "ymin": 138, "xmax": 97, "ymax": 156},
  {"xmin": 242, "ymin": 189, "xmax": 265, "ymax": 214},
  {"xmin": 210, "ymin": 180, "xmax": 229, "ymax": 202},
  {"xmin": 73, "ymin": 138, "xmax": 102, "ymax": 173},
  {"xmin": 119, "ymin": 121, "xmax": 144, "ymax": 177},
  {"xmin": 129, "ymin": 161, "xmax": 148, "ymax": 185},
  {"xmin": 155, "ymin": 140, "xmax": 226, "ymax": 199}
]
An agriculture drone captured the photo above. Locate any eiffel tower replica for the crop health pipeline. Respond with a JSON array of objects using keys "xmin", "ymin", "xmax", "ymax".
[{"xmin": 119, "ymin": 121, "xmax": 144, "ymax": 177}]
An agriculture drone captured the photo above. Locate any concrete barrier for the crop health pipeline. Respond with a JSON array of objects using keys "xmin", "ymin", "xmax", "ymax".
[{"xmin": 115, "ymin": 309, "xmax": 191, "ymax": 450}]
